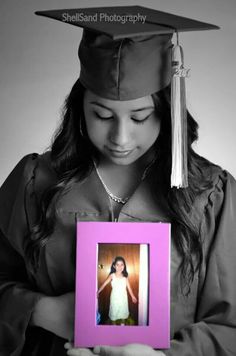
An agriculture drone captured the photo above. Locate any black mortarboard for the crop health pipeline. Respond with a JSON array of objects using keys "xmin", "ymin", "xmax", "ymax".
[
  {"xmin": 35, "ymin": 6, "xmax": 219, "ymax": 188},
  {"xmin": 35, "ymin": 6, "xmax": 218, "ymax": 39}
]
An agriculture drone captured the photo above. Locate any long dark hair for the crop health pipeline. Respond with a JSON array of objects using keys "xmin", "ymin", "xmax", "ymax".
[
  {"xmin": 152, "ymin": 87, "xmax": 215, "ymax": 294},
  {"xmin": 109, "ymin": 256, "xmax": 128, "ymax": 277},
  {"xmin": 25, "ymin": 80, "xmax": 215, "ymax": 294}
]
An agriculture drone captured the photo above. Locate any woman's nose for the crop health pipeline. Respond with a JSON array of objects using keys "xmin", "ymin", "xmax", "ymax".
[{"xmin": 109, "ymin": 120, "xmax": 131, "ymax": 147}]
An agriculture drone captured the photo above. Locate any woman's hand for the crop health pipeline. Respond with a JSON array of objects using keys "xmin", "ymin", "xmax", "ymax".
[
  {"xmin": 65, "ymin": 343, "xmax": 95, "ymax": 355},
  {"xmin": 131, "ymin": 296, "xmax": 138, "ymax": 304},
  {"xmin": 31, "ymin": 292, "xmax": 75, "ymax": 340},
  {"xmin": 93, "ymin": 344, "xmax": 165, "ymax": 356},
  {"xmin": 64, "ymin": 343, "xmax": 166, "ymax": 356}
]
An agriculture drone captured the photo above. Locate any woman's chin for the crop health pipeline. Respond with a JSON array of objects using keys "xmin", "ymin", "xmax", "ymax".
[{"xmin": 105, "ymin": 155, "xmax": 139, "ymax": 166}]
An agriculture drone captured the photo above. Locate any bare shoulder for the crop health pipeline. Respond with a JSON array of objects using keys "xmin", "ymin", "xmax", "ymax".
[{"xmin": 108, "ymin": 273, "xmax": 113, "ymax": 281}]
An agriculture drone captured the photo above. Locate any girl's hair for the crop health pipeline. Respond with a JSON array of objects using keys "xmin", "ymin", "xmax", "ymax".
[
  {"xmin": 25, "ymin": 80, "xmax": 215, "ymax": 295},
  {"xmin": 109, "ymin": 256, "xmax": 128, "ymax": 277}
]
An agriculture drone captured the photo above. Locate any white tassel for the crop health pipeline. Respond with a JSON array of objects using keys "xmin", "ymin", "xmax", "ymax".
[{"xmin": 171, "ymin": 42, "xmax": 189, "ymax": 188}]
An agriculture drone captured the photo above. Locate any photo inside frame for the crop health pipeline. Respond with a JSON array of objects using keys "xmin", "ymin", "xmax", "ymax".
[{"xmin": 97, "ymin": 243, "xmax": 149, "ymax": 326}]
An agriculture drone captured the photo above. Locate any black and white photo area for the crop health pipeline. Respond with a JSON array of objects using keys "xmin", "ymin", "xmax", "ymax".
[{"xmin": 0, "ymin": 1, "xmax": 236, "ymax": 356}]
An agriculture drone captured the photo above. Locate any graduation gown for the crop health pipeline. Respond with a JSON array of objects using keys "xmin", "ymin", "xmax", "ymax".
[{"xmin": 0, "ymin": 152, "xmax": 236, "ymax": 356}]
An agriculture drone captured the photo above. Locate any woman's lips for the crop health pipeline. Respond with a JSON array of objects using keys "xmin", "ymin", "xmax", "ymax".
[{"xmin": 106, "ymin": 147, "xmax": 134, "ymax": 157}]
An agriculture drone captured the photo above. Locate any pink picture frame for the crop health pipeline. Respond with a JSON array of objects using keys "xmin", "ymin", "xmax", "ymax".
[{"xmin": 74, "ymin": 221, "xmax": 170, "ymax": 349}]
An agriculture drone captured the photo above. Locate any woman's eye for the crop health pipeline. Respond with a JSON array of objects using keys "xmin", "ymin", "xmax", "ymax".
[
  {"xmin": 131, "ymin": 113, "xmax": 152, "ymax": 125},
  {"xmin": 95, "ymin": 112, "xmax": 113, "ymax": 120}
]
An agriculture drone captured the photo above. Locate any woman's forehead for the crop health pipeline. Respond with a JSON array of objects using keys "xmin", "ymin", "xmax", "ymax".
[{"xmin": 84, "ymin": 89, "xmax": 154, "ymax": 111}]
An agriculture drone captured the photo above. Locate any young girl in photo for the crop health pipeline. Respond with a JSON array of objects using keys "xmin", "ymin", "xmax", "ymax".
[
  {"xmin": 97, "ymin": 256, "xmax": 137, "ymax": 325},
  {"xmin": 0, "ymin": 5, "xmax": 236, "ymax": 356}
]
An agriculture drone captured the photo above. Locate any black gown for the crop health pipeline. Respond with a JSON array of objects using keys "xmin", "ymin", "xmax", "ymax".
[{"xmin": 0, "ymin": 152, "xmax": 236, "ymax": 356}]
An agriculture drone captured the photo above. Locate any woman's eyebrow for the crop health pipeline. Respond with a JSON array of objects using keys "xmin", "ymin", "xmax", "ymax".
[
  {"xmin": 132, "ymin": 107, "xmax": 154, "ymax": 112},
  {"xmin": 90, "ymin": 101, "xmax": 154, "ymax": 112},
  {"xmin": 90, "ymin": 102, "xmax": 112, "ymax": 110}
]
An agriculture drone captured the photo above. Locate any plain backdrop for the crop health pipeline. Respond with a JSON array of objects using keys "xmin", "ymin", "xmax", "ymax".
[{"xmin": 0, "ymin": 0, "xmax": 236, "ymax": 184}]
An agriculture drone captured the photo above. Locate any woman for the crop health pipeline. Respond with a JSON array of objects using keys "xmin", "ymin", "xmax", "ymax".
[{"xmin": 0, "ymin": 6, "xmax": 236, "ymax": 356}]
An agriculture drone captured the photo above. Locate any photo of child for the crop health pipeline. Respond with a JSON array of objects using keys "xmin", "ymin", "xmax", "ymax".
[
  {"xmin": 97, "ymin": 256, "xmax": 138, "ymax": 325},
  {"xmin": 96, "ymin": 243, "xmax": 149, "ymax": 326}
]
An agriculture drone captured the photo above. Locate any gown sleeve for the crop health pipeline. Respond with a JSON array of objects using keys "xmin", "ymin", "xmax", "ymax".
[
  {"xmin": 0, "ymin": 154, "xmax": 43, "ymax": 356},
  {"xmin": 164, "ymin": 171, "xmax": 236, "ymax": 356}
]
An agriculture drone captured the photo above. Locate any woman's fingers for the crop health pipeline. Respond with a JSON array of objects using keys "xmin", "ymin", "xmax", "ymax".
[
  {"xmin": 93, "ymin": 345, "xmax": 123, "ymax": 356},
  {"xmin": 64, "ymin": 343, "xmax": 95, "ymax": 355},
  {"xmin": 67, "ymin": 348, "xmax": 95, "ymax": 356},
  {"xmin": 94, "ymin": 344, "xmax": 164, "ymax": 356},
  {"xmin": 64, "ymin": 342, "xmax": 74, "ymax": 350},
  {"xmin": 64, "ymin": 343, "xmax": 163, "ymax": 356},
  {"xmin": 93, "ymin": 346, "xmax": 100, "ymax": 354}
]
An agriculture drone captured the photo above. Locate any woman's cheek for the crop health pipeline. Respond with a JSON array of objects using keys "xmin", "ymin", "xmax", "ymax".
[
  {"xmin": 139, "ymin": 121, "xmax": 160, "ymax": 145},
  {"xmin": 87, "ymin": 122, "xmax": 107, "ymax": 147}
]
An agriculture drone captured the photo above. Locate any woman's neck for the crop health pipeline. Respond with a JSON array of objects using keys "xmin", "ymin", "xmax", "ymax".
[
  {"xmin": 92, "ymin": 146, "xmax": 157, "ymax": 220},
  {"xmin": 115, "ymin": 271, "xmax": 123, "ymax": 277},
  {"xmin": 98, "ymin": 146, "xmax": 156, "ymax": 174},
  {"xmin": 95, "ymin": 147, "xmax": 157, "ymax": 199}
]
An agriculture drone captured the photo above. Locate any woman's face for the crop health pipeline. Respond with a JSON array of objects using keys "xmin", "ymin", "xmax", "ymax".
[
  {"xmin": 83, "ymin": 90, "xmax": 160, "ymax": 165},
  {"xmin": 114, "ymin": 260, "xmax": 125, "ymax": 273}
]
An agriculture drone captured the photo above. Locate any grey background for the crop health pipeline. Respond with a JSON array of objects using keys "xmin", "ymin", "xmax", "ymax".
[{"xmin": 1, "ymin": 0, "xmax": 236, "ymax": 184}]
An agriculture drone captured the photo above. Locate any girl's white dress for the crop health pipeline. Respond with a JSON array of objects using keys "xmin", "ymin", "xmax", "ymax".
[{"xmin": 109, "ymin": 273, "xmax": 129, "ymax": 321}]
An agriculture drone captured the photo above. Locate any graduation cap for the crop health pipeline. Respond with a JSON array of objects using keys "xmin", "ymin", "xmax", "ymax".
[{"xmin": 35, "ymin": 6, "xmax": 219, "ymax": 188}]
